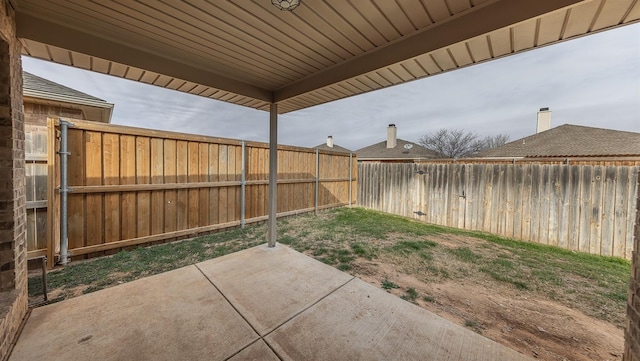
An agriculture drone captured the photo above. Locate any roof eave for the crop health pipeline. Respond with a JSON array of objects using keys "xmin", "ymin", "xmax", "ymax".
[
  {"xmin": 24, "ymin": 89, "xmax": 113, "ymax": 109},
  {"xmin": 24, "ymin": 93, "xmax": 114, "ymax": 123}
]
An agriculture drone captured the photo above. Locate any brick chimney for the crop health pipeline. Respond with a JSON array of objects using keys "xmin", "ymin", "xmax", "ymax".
[
  {"xmin": 387, "ymin": 124, "xmax": 397, "ymax": 149},
  {"xmin": 326, "ymin": 135, "xmax": 333, "ymax": 148},
  {"xmin": 536, "ymin": 108, "xmax": 551, "ymax": 133}
]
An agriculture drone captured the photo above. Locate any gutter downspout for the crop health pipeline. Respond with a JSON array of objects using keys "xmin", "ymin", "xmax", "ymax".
[{"xmin": 58, "ymin": 119, "xmax": 72, "ymax": 265}]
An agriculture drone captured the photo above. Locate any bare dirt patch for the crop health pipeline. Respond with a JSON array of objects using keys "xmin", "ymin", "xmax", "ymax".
[{"xmin": 352, "ymin": 258, "xmax": 622, "ymax": 361}]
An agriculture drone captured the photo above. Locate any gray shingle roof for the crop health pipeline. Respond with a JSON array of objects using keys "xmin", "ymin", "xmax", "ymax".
[
  {"xmin": 23, "ymin": 72, "xmax": 106, "ymax": 103},
  {"xmin": 356, "ymin": 139, "xmax": 440, "ymax": 160},
  {"xmin": 313, "ymin": 143, "xmax": 352, "ymax": 153},
  {"xmin": 477, "ymin": 124, "xmax": 640, "ymax": 158}
]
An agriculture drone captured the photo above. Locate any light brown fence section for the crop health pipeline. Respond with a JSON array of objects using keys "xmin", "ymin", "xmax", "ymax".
[
  {"xmin": 45, "ymin": 118, "xmax": 356, "ymax": 262},
  {"xmin": 358, "ymin": 162, "xmax": 639, "ymax": 259}
]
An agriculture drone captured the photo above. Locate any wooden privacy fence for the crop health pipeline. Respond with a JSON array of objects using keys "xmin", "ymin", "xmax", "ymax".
[
  {"xmin": 358, "ymin": 162, "xmax": 639, "ymax": 259},
  {"xmin": 32, "ymin": 118, "xmax": 356, "ymax": 267},
  {"xmin": 24, "ymin": 124, "xmax": 49, "ymax": 260}
]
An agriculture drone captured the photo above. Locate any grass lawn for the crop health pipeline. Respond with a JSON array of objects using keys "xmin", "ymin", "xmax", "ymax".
[{"xmin": 29, "ymin": 207, "xmax": 630, "ymax": 328}]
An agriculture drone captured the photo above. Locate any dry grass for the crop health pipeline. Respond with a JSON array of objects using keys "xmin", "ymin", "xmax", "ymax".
[
  {"xmin": 277, "ymin": 208, "xmax": 630, "ymax": 327},
  {"xmin": 30, "ymin": 207, "xmax": 630, "ymax": 328}
]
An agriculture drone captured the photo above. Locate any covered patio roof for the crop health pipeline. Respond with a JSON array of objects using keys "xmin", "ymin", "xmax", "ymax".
[{"xmin": 13, "ymin": 0, "xmax": 639, "ymax": 114}]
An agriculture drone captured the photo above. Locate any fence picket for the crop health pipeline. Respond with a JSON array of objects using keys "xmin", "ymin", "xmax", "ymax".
[
  {"xmin": 175, "ymin": 141, "xmax": 189, "ymax": 232},
  {"xmin": 557, "ymin": 166, "xmax": 570, "ymax": 248},
  {"xmin": 119, "ymin": 136, "xmax": 137, "ymax": 241},
  {"xmin": 625, "ymin": 168, "xmax": 639, "ymax": 258},
  {"xmin": 198, "ymin": 143, "xmax": 210, "ymax": 228},
  {"xmin": 470, "ymin": 165, "xmax": 482, "ymax": 230},
  {"xmin": 163, "ymin": 140, "xmax": 177, "ymax": 233},
  {"xmin": 103, "ymin": 133, "xmax": 120, "ymax": 245},
  {"xmin": 482, "ymin": 165, "xmax": 494, "ymax": 233},
  {"xmin": 590, "ymin": 166, "xmax": 604, "ymax": 255},
  {"xmin": 504, "ymin": 165, "xmax": 514, "ymax": 238},
  {"xmin": 136, "ymin": 137, "xmax": 151, "ymax": 238},
  {"xmin": 512, "ymin": 165, "xmax": 523, "ymax": 239},
  {"xmin": 150, "ymin": 139, "xmax": 164, "ymax": 235},
  {"xmin": 547, "ymin": 165, "xmax": 560, "ymax": 246},
  {"xmin": 568, "ymin": 166, "xmax": 582, "ymax": 251},
  {"xmin": 601, "ymin": 167, "xmax": 617, "ymax": 256},
  {"xmin": 85, "ymin": 131, "xmax": 104, "ymax": 252},
  {"xmin": 613, "ymin": 167, "xmax": 629, "ymax": 258}
]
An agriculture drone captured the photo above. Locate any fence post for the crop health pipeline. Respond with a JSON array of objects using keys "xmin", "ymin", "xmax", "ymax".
[
  {"xmin": 240, "ymin": 141, "xmax": 246, "ymax": 228},
  {"xmin": 349, "ymin": 152, "xmax": 353, "ymax": 207},
  {"xmin": 315, "ymin": 149, "xmax": 319, "ymax": 215},
  {"xmin": 46, "ymin": 118, "xmax": 56, "ymax": 269},
  {"xmin": 58, "ymin": 118, "xmax": 72, "ymax": 265}
]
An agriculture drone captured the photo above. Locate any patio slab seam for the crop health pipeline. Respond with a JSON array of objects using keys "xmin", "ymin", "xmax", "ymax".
[
  {"xmin": 223, "ymin": 338, "xmax": 274, "ymax": 361},
  {"xmin": 194, "ymin": 263, "xmax": 355, "ymax": 361},
  {"xmin": 260, "ymin": 276, "xmax": 355, "ymax": 337},
  {"xmin": 193, "ymin": 264, "xmax": 274, "ymax": 360}
]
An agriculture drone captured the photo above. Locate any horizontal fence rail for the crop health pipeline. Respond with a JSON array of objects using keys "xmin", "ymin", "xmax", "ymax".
[
  {"xmin": 34, "ymin": 118, "xmax": 357, "ymax": 266},
  {"xmin": 358, "ymin": 162, "xmax": 639, "ymax": 259}
]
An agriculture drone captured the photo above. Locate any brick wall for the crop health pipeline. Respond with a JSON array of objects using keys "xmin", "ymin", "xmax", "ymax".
[
  {"xmin": 0, "ymin": 0, "xmax": 28, "ymax": 359},
  {"xmin": 626, "ymin": 174, "xmax": 640, "ymax": 360}
]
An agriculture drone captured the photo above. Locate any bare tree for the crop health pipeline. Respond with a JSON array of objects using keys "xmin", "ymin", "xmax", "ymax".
[
  {"xmin": 482, "ymin": 134, "xmax": 510, "ymax": 150},
  {"xmin": 418, "ymin": 129, "xmax": 510, "ymax": 158},
  {"xmin": 418, "ymin": 129, "xmax": 484, "ymax": 158}
]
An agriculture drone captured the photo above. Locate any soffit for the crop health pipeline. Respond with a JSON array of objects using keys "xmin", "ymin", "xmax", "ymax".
[{"xmin": 13, "ymin": 0, "xmax": 640, "ymax": 114}]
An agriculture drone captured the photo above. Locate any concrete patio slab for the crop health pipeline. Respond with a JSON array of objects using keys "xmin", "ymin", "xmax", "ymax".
[
  {"xmin": 9, "ymin": 244, "xmax": 533, "ymax": 361},
  {"xmin": 196, "ymin": 244, "xmax": 353, "ymax": 335},
  {"xmin": 10, "ymin": 266, "xmax": 259, "ymax": 361},
  {"xmin": 266, "ymin": 277, "xmax": 532, "ymax": 361},
  {"xmin": 228, "ymin": 340, "xmax": 279, "ymax": 361}
]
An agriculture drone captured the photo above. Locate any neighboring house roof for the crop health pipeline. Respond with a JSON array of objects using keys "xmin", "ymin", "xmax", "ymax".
[
  {"xmin": 356, "ymin": 139, "xmax": 440, "ymax": 160},
  {"xmin": 313, "ymin": 143, "xmax": 352, "ymax": 153},
  {"xmin": 23, "ymin": 72, "xmax": 114, "ymax": 123},
  {"xmin": 477, "ymin": 124, "xmax": 640, "ymax": 158}
]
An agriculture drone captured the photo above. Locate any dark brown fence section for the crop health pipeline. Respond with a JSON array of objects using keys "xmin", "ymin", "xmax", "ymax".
[
  {"xmin": 40, "ymin": 118, "xmax": 356, "ymax": 265},
  {"xmin": 358, "ymin": 162, "xmax": 639, "ymax": 259}
]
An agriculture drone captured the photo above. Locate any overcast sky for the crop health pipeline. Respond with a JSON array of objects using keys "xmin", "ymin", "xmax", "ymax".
[{"xmin": 23, "ymin": 23, "xmax": 640, "ymax": 151}]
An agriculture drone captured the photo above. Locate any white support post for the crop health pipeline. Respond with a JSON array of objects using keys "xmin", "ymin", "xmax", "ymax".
[{"xmin": 267, "ymin": 103, "xmax": 278, "ymax": 247}]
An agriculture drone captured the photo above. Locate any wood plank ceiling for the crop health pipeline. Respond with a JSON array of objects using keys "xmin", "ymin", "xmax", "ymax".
[{"xmin": 12, "ymin": 0, "xmax": 640, "ymax": 114}]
